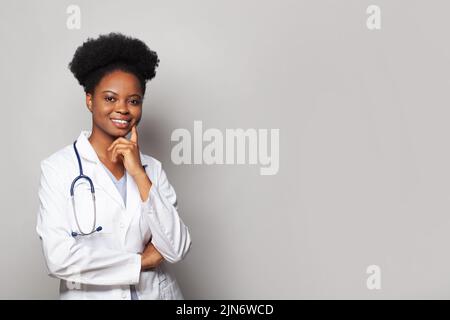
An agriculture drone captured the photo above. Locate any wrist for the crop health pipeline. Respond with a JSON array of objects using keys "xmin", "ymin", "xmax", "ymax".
[
  {"xmin": 140, "ymin": 254, "xmax": 148, "ymax": 270},
  {"xmin": 132, "ymin": 168, "xmax": 147, "ymax": 179}
]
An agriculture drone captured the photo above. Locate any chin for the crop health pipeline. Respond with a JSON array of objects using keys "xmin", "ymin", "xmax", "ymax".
[
  {"xmin": 107, "ymin": 128, "xmax": 129, "ymax": 138},
  {"xmin": 115, "ymin": 131, "xmax": 129, "ymax": 137}
]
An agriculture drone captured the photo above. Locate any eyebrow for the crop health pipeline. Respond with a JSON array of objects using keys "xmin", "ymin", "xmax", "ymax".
[{"xmin": 102, "ymin": 90, "xmax": 142, "ymax": 99}]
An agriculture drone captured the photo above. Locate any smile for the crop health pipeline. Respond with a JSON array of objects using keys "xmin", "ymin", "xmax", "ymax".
[
  {"xmin": 111, "ymin": 119, "xmax": 128, "ymax": 124},
  {"xmin": 111, "ymin": 119, "xmax": 130, "ymax": 128}
]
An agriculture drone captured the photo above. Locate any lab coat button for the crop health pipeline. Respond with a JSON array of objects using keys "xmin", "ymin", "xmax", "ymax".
[{"xmin": 120, "ymin": 222, "xmax": 125, "ymax": 228}]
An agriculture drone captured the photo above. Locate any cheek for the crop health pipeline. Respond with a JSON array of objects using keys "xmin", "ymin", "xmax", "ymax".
[
  {"xmin": 92, "ymin": 109, "xmax": 105, "ymax": 120},
  {"xmin": 133, "ymin": 111, "xmax": 142, "ymax": 122},
  {"xmin": 136, "ymin": 115, "xmax": 142, "ymax": 126},
  {"xmin": 93, "ymin": 103, "xmax": 113, "ymax": 117}
]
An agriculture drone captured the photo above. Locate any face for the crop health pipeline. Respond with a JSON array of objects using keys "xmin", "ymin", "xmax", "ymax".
[{"xmin": 86, "ymin": 69, "xmax": 143, "ymax": 138}]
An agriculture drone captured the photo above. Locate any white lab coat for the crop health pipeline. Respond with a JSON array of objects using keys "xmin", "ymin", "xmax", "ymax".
[{"xmin": 36, "ymin": 130, "xmax": 192, "ymax": 300}]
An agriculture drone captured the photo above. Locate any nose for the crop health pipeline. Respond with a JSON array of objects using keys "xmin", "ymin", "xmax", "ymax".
[{"xmin": 114, "ymin": 99, "xmax": 130, "ymax": 115}]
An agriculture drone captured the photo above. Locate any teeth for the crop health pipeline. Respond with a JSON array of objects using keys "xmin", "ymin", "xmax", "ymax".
[{"xmin": 112, "ymin": 119, "xmax": 128, "ymax": 124}]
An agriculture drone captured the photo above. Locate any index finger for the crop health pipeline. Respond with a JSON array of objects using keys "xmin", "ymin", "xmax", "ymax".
[{"xmin": 130, "ymin": 124, "xmax": 138, "ymax": 144}]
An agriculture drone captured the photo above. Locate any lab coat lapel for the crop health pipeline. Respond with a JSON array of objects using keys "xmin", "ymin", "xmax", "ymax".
[
  {"xmin": 123, "ymin": 170, "xmax": 139, "ymax": 232},
  {"xmin": 123, "ymin": 152, "xmax": 150, "ymax": 236}
]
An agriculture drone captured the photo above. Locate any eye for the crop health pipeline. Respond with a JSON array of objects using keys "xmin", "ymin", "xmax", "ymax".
[
  {"xmin": 129, "ymin": 99, "xmax": 142, "ymax": 105},
  {"xmin": 105, "ymin": 96, "xmax": 116, "ymax": 102}
]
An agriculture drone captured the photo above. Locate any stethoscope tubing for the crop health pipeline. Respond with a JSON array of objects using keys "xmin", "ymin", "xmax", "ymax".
[{"xmin": 70, "ymin": 140, "xmax": 102, "ymax": 237}]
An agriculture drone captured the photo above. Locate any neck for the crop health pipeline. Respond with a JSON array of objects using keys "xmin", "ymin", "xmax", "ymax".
[{"xmin": 88, "ymin": 125, "xmax": 116, "ymax": 162}]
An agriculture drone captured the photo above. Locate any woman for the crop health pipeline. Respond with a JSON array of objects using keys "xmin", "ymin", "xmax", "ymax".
[{"xmin": 36, "ymin": 32, "xmax": 192, "ymax": 300}]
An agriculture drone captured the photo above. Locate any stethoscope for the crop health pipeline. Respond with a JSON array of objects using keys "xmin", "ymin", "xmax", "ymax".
[{"xmin": 70, "ymin": 140, "xmax": 103, "ymax": 237}]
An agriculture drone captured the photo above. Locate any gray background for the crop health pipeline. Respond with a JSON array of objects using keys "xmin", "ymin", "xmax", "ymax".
[{"xmin": 1, "ymin": 0, "xmax": 449, "ymax": 299}]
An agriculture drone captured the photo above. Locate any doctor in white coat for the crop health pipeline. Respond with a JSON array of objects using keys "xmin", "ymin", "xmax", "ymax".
[{"xmin": 36, "ymin": 33, "xmax": 192, "ymax": 300}]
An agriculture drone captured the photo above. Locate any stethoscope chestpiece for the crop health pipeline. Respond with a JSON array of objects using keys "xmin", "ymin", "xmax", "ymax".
[{"xmin": 71, "ymin": 226, "xmax": 103, "ymax": 237}]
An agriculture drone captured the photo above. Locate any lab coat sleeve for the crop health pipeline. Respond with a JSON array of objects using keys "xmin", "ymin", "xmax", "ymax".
[
  {"xmin": 141, "ymin": 164, "xmax": 192, "ymax": 263},
  {"xmin": 36, "ymin": 160, "xmax": 141, "ymax": 286}
]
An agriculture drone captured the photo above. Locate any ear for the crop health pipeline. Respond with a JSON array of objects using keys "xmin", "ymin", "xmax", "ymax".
[{"xmin": 86, "ymin": 93, "xmax": 93, "ymax": 113}]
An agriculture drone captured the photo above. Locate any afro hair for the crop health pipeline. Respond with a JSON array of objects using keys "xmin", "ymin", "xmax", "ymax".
[{"xmin": 68, "ymin": 32, "xmax": 159, "ymax": 95}]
